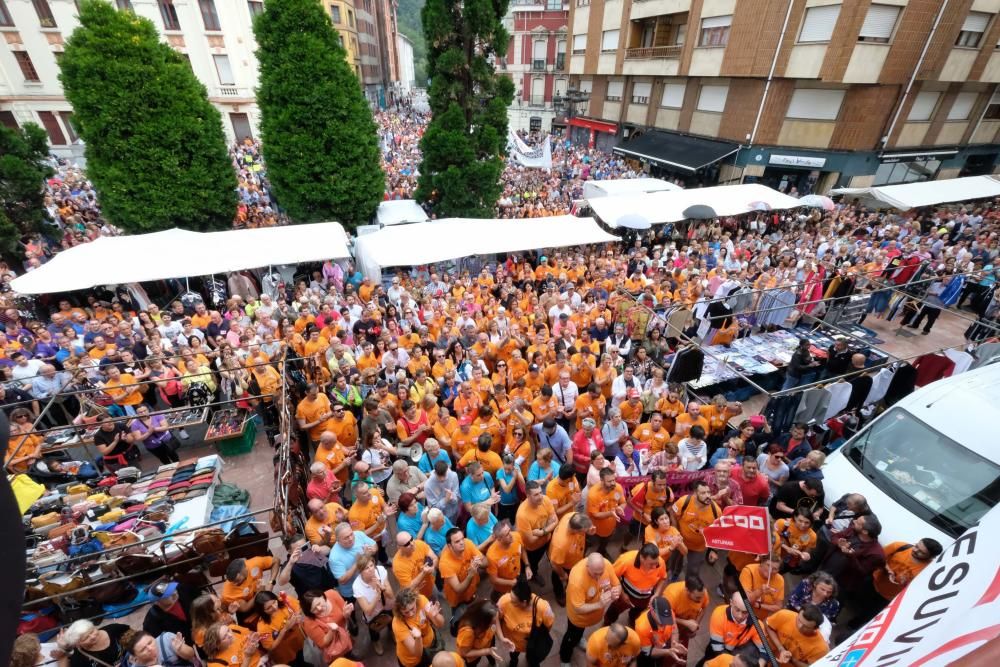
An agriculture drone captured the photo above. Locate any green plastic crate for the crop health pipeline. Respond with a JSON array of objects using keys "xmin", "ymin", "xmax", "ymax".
[{"xmin": 217, "ymin": 419, "xmax": 257, "ymax": 456}]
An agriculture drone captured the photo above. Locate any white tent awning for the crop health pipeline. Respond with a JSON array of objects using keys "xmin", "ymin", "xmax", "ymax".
[
  {"xmin": 589, "ymin": 183, "xmax": 802, "ymax": 227},
  {"xmin": 376, "ymin": 200, "xmax": 430, "ymax": 226},
  {"xmin": 830, "ymin": 175, "xmax": 1000, "ymax": 210},
  {"xmin": 582, "ymin": 178, "xmax": 682, "ymax": 200},
  {"xmin": 353, "ymin": 216, "xmax": 617, "ymax": 276},
  {"xmin": 10, "ymin": 222, "xmax": 351, "ymax": 294}
]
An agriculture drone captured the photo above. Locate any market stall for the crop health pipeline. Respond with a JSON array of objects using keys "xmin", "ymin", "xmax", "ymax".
[
  {"xmin": 9, "ymin": 222, "xmax": 351, "ymax": 294},
  {"xmin": 588, "ymin": 183, "xmax": 802, "ymax": 228},
  {"xmin": 830, "ymin": 174, "xmax": 1000, "ymax": 210},
  {"xmin": 352, "ymin": 214, "xmax": 618, "ymax": 281}
]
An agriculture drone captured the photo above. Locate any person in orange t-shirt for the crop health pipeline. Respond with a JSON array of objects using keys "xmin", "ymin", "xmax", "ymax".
[
  {"xmin": 574, "ymin": 383, "xmax": 606, "ymax": 431},
  {"xmin": 661, "ymin": 577, "xmax": 710, "ymax": 648},
  {"xmin": 515, "ymin": 480, "xmax": 558, "ymax": 574},
  {"xmin": 296, "ymin": 384, "xmax": 335, "ymax": 444},
  {"xmin": 585, "ymin": 624, "xmax": 641, "ymax": 667},
  {"xmin": 562, "ymin": 554, "xmax": 621, "ymax": 662},
  {"xmin": 606, "ymin": 543, "xmax": 667, "ymax": 625},
  {"xmin": 586, "ymin": 467, "xmax": 626, "ymax": 552},
  {"xmin": 221, "ymin": 556, "xmax": 277, "ymax": 623},
  {"xmin": 739, "ymin": 552, "xmax": 785, "ymax": 622},
  {"xmin": 873, "ymin": 538, "xmax": 943, "ymax": 601},
  {"xmin": 255, "ymin": 591, "xmax": 306, "ymax": 665},
  {"xmin": 764, "ymin": 607, "xmax": 829, "ymax": 667},
  {"xmin": 671, "ymin": 481, "xmax": 720, "ymax": 578},
  {"xmin": 632, "ymin": 413, "xmax": 672, "ymax": 454},
  {"xmin": 486, "ymin": 520, "xmax": 529, "ymax": 595},
  {"xmin": 672, "ymin": 402, "xmax": 710, "ymax": 444},
  {"xmin": 548, "ymin": 511, "xmax": 594, "ymax": 605},
  {"xmin": 438, "ymin": 528, "xmax": 487, "ymax": 608}
]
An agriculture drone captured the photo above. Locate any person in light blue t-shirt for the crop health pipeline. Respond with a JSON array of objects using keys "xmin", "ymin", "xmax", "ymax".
[
  {"xmin": 422, "ymin": 507, "xmax": 454, "ymax": 556},
  {"xmin": 418, "ymin": 438, "xmax": 451, "ymax": 474},
  {"xmin": 465, "ymin": 503, "xmax": 498, "ymax": 551},
  {"xmin": 327, "ymin": 523, "xmax": 376, "ymax": 598},
  {"xmin": 459, "ymin": 461, "xmax": 495, "ymax": 511}
]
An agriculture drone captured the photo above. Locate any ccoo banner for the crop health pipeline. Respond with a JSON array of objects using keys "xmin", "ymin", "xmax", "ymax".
[
  {"xmin": 702, "ymin": 505, "xmax": 771, "ymax": 555},
  {"xmin": 813, "ymin": 506, "xmax": 1000, "ymax": 666}
]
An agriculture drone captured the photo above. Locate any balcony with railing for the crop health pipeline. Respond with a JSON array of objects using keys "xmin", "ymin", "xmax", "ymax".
[
  {"xmin": 624, "ymin": 44, "xmax": 682, "ymax": 59},
  {"xmin": 529, "ymin": 94, "xmax": 546, "ymax": 107}
]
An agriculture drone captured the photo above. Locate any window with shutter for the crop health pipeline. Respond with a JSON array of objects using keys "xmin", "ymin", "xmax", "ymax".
[
  {"xmin": 956, "ymin": 11, "xmax": 991, "ymax": 47},
  {"xmin": 601, "ymin": 29, "xmax": 619, "ymax": 51},
  {"xmin": 572, "ymin": 34, "xmax": 586, "ymax": 54},
  {"xmin": 947, "ymin": 92, "xmax": 978, "ymax": 120},
  {"xmin": 579, "ymin": 78, "xmax": 593, "ymax": 93},
  {"xmin": 858, "ymin": 4, "xmax": 900, "ymax": 43},
  {"xmin": 798, "ymin": 4, "xmax": 840, "ymax": 43},
  {"xmin": 606, "ymin": 80, "xmax": 624, "ymax": 101},
  {"xmin": 906, "ymin": 91, "xmax": 940, "ymax": 122},
  {"xmin": 699, "ymin": 15, "xmax": 731, "ymax": 47},
  {"xmin": 632, "ymin": 82, "xmax": 651, "ymax": 104},
  {"xmin": 786, "ymin": 89, "xmax": 845, "ymax": 120},
  {"xmin": 697, "ymin": 84, "xmax": 728, "ymax": 112},
  {"xmin": 660, "ymin": 82, "xmax": 685, "ymax": 108},
  {"xmin": 213, "ymin": 54, "xmax": 235, "ymax": 85}
]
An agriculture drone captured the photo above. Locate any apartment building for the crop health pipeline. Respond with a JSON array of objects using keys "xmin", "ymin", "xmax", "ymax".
[
  {"xmin": 504, "ymin": 0, "xmax": 570, "ymax": 132},
  {"xmin": 0, "ymin": 0, "xmax": 398, "ymax": 155},
  {"xmin": 567, "ymin": 0, "xmax": 1000, "ymax": 192}
]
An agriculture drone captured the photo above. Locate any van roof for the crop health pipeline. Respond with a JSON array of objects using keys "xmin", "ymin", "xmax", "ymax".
[{"xmin": 893, "ymin": 361, "xmax": 1000, "ymax": 459}]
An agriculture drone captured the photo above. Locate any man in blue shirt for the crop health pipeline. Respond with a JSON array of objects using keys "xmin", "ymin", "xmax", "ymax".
[
  {"xmin": 328, "ymin": 522, "xmax": 377, "ymax": 601},
  {"xmin": 459, "ymin": 461, "xmax": 497, "ymax": 514},
  {"xmin": 425, "ymin": 459, "xmax": 461, "ymax": 523},
  {"xmin": 532, "ymin": 418, "xmax": 572, "ymax": 466}
]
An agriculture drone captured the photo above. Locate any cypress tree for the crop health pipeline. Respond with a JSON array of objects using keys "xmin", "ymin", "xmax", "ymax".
[
  {"xmin": 254, "ymin": 0, "xmax": 383, "ymax": 230},
  {"xmin": 416, "ymin": 0, "xmax": 514, "ymax": 217}
]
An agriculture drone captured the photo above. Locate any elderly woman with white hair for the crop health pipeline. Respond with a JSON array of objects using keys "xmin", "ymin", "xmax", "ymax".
[
  {"xmin": 421, "ymin": 507, "xmax": 454, "ymax": 557},
  {"xmin": 57, "ymin": 620, "xmax": 131, "ymax": 667}
]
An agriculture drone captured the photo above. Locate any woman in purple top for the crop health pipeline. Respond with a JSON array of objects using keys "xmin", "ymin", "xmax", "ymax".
[{"xmin": 129, "ymin": 404, "xmax": 179, "ymax": 464}]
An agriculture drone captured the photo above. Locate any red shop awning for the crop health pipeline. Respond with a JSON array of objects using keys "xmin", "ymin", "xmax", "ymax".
[{"xmin": 568, "ymin": 116, "xmax": 618, "ymax": 134}]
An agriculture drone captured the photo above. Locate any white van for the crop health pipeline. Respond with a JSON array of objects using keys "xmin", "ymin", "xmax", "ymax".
[{"xmin": 821, "ymin": 361, "xmax": 1000, "ymax": 546}]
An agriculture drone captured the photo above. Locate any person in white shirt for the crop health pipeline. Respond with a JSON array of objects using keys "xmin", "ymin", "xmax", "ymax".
[
  {"xmin": 352, "ymin": 554, "xmax": 395, "ymax": 655},
  {"xmin": 10, "ymin": 353, "xmax": 45, "ymax": 389},
  {"xmin": 678, "ymin": 425, "xmax": 708, "ymax": 471},
  {"xmin": 551, "ymin": 371, "xmax": 578, "ymax": 429},
  {"xmin": 547, "ymin": 294, "xmax": 573, "ymax": 324},
  {"xmin": 610, "ymin": 365, "xmax": 642, "ymax": 409}
]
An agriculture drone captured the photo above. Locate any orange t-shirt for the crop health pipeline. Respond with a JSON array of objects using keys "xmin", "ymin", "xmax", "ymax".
[
  {"xmin": 209, "ymin": 624, "xmax": 261, "ymax": 667},
  {"xmin": 221, "ymin": 555, "xmax": 274, "ymax": 610},
  {"xmin": 549, "ymin": 511, "xmax": 587, "ymax": 569},
  {"xmin": 672, "ymin": 495, "xmax": 720, "ymax": 553},
  {"xmin": 486, "ymin": 532, "xmax": 525, "ymax": 593},
  {"xmin": 873, "ymin": 542, "xmax": 931, "ymax": 600},
  {"xmin": 546, "ymin": 476, "xmax": 581, "ymax": 515},
  {"xmin": 566, "ymin": 557, "xmax": 620, "ymax": 627},
  {"xmin": 585, "ymin": 626, "xmax": 641, "ymax": 667},
  {"xmin": 257, "ymin": 596, "xmax": 305, "ymax": 665},
  {"xmin": 391, "ymin": 594, "xmax": 434, "ymax": 667},
  {"xmin": 438, "ymin": 539, "xmax": 483, "ymax": 607},
  {"xmin": 392, "ymin": 540, "xmax": 435, "ymax": 598},
  {"xmin": 515, "ymin": 496, "xmax": 557, "ymax": 551},
  {"xmin": 450, "ymin": 426, "xmax": 482, "ymax": 459},
  {"xmin": 296, "ymin": 394, "xmax": 334, "ymax": 441},
  {"xmin": 662, "ymin": 580, "xmax": 709, "ymax": 621},
  {"xmin": 498, "ymin": 592, "xmax": 554, "ymax": 652},
  {"xmin": 347, "ymin": 491, "xmax": 387, "ymax": 532},
  {"xmin": 739, "ymin": 564, "xmax": 785, "ymax": 621},
  {"xmin": 327, "ymin": 413, "xmax": 358, "ymax": 448},
  {"xmin": 766, "ymin": 609, "xmax": 829, "ymax": 666},
  {"xmin": 586, "ymin": 483, "xmax": 625, "ymax": 538},
  {"xmin": 632, "ymin": 424, "xmax": 671, "ymax": 454}
]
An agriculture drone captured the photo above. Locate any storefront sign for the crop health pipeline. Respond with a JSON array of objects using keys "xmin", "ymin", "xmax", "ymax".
[{"xmin": 769, "ymin": 154, "xmax": 827, "ymax": 168}]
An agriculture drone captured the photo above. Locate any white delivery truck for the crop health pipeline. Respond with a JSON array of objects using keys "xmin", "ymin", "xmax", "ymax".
[{"xmin": 820, "ymin": 361, "xmax": 1000, "ymax": 546}]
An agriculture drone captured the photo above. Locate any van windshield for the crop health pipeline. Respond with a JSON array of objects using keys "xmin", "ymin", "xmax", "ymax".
[{"xmin": 845, "ymin": 407, "xmax": 1000, "ymax": 538}]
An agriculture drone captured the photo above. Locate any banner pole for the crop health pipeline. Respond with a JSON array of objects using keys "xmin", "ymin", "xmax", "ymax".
[{"xmin": 734, "ymin": 575, "xmax": 781, "ymax": 667}]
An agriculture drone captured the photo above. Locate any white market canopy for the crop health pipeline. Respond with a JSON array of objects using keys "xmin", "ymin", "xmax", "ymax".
[
  {"xmin": 830, "ymin": 174, "xmax": 1000, "ymax": 211},
  {"xmin": 353, "ymin": 215, "xmax": 617, "ymax": 280},
  {"xmin": 582, "ymin": 178, "xmax": 682, "ymax": 200},
  {"xmin": 11, "ymin": 222, "xmax": 350, "ymax": 294},
  {"xmin": 376, "ymin": 199, "xmax": 430, "ymax": 226},
  {"xmin": 588, "ymin": 183, "xmax": 802, "ymax": 227}
]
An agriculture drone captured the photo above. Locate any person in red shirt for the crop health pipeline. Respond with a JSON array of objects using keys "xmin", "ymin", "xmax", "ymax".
[{"xmin": 734, "ymin": 458, "xmax": 770, "ymax": 507}]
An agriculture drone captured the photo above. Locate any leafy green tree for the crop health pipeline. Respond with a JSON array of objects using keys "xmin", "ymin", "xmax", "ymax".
[
  {"xmin": 254, "ymin": 0, "xmax": 382, "ymax": 231},
  {"xmin": 59, "ymin": 0, "xmax": 235, "ymax": 233},
  {"xmin": 396, "ymin": 0, "xmax": 428, "ymax": 85},
  {"xmin": 416, "ymin": 0, "xmax": 513, "ymax": 217},
  {"xmin": 0, "ymin": 122, "xmax": 54, "ymax": 253}
]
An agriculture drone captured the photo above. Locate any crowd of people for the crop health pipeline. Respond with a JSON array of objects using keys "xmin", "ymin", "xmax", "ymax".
[{"xmin": 11, "ymin": 182, "xmax": 997, "ymax": 667}]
